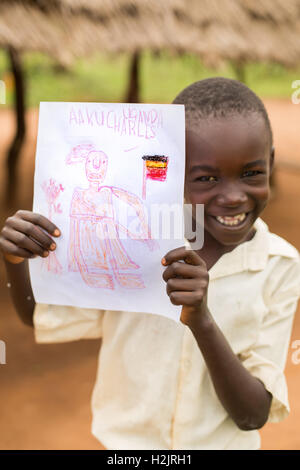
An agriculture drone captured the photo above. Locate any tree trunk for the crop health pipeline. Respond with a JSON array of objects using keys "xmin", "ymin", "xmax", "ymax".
[
  {"xmin": 125, "ymin": 51, "xmax": 140, "ymax": 103},
  {"xmin": 232, "ymin": 61, "xmax": 246, "ymax": 84},
  {"xmin": 6, "ymin": 47, "xmax": 26, "ymax": 205}
]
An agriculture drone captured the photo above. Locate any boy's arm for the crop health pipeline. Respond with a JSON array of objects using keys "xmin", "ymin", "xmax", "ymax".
[
  {"xmin": 186, "ymin": 309, "xmax": 272, "ymax": 431},
  {"xmin": 188, "ymin": 256, "xmax": 300, "ymax": 428},
  {"xmin": 3, "ymin": 258, "xmax": 35, "ymax": 326},
  {"xmin": 0, "ymin": 210, "xmax": 60, "ymax": 327},
  {"xmin": 162, "ymin": 247, "xmax": 273, "ymax": 431}
]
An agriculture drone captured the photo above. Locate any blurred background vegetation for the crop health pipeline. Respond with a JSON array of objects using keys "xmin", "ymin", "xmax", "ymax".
[{"xmin": 1, "ymin": 49, "xmax": 299, "ymax": 106}]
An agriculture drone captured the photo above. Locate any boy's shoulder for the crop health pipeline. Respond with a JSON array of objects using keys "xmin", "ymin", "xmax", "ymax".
[
  {"xmin": 255, "ymin": 217, "xmax": 299, "ymax": 260},
  {"xmin": 268, "ymin": 231, "xmax": 299, "ymax": 260}
]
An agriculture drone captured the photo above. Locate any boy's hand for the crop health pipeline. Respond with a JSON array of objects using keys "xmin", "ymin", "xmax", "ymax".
[
  {"xmin": 162, "ymin": 246, "xmax": 209, "ymax": 327},
  {"xmin": 0, "ymin": 210, "xmax": 61, "ymax": 264}
]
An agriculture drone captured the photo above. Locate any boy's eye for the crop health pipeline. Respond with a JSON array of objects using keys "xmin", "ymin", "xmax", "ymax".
[
  {"xmin": 195, "ymin": 176, "xmax": 217, "ymax": 182},
  {"xmin": 242, "ymin": 170, "xmax": 263, "ymax": 177}
]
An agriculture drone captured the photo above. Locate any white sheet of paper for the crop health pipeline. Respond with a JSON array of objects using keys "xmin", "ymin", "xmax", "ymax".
[{"xmin": 29, "ymin": 102, "xmax": 185, "ymax": 322}]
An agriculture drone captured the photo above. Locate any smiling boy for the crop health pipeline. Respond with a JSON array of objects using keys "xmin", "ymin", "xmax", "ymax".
[{"xmin": 1, "ymin": 78, "xmax": 300, "ymax": 450}]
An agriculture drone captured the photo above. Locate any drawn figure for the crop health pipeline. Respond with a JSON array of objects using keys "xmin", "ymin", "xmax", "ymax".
[
  {"xmin": 142, "ymin": 155, "xmax": 169, "ymax": 199},
  {"xmin": 66, "ymin": 145, "xmax": 158, "ymax": 290},
  {"xmin": 41, "ymin": 178, "xmax": 64, "ymax": 274}
]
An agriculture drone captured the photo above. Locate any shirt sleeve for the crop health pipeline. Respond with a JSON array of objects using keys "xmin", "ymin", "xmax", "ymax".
[
  {"xmin": 237, "ymin": 256, "xmax": 300, "ymax": 423},
  {"xmin": 33, "ymin": 303, "xmax": 105, "ymax": 343}
]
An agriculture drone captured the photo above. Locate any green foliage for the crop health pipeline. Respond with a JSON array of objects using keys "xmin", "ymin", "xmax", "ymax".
[{"xmin": 0, "ymin": 49, "xmax": 299, "ymax": 107}]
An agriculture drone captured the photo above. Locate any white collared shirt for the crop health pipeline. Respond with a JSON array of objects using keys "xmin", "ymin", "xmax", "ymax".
[{"xmin": 33, "ymin": 217, "xmax": 300, "ymax": 450}]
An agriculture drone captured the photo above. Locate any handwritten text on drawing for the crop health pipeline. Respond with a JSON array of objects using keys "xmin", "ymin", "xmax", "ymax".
[{"xmin": 69, "ymin": 106, "xmax": 163, "ymax": 139}]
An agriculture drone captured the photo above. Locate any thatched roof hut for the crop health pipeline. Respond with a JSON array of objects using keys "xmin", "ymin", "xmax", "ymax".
[{"xmin": 1, "ymin": 0, "xmax": 300, "ymax": 66}]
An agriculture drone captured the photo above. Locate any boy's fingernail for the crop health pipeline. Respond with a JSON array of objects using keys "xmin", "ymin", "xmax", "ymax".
[
  {"xmin": 161, "ymin": 257, "xmax": 167, "ymax": 265},
  {"xmin": 50, "ymin": 243, "xmax": 56, "ymax": 251},
  {"xmin": 53, "ymin": 229, "xmax": 60, "ymax": 236}
]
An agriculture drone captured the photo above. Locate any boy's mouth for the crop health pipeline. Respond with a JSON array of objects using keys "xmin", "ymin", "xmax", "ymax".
[{"xmin": 210, "ymin": 212, "xmax": 250, "ymax": 228}]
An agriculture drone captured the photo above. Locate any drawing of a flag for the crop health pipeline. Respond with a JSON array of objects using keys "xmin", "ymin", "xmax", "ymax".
[{"xmin": 142, "ymin": 155, "xmax": 169, "ymax": 199}]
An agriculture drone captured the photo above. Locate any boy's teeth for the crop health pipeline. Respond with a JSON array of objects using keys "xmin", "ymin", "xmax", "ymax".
[{"xmin": 215, "ymin": 213, "xmax": 246, "ymax": 226}]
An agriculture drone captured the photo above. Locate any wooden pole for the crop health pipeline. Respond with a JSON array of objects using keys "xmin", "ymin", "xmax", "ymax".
[
  {"xmin": 6, "ymin": 46, "xmax": 26, "ymax": 206},
  {"xmin": 125, "ymin": 51, "xmax": 140, "ymax": 103}
]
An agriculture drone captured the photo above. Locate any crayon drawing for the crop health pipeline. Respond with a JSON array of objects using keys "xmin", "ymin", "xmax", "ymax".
[
  {"xmin": 41, "ymin": 178, "xmax": 64, "ymax": 274},
  {"xmin": 142, "ymin": 155, "xmax": 169, "ymax": 199},
  {"xmin": 30, "ymin": 102, "xmax": 185, "ymax": 320},
  {"xmin": 66, "ymin": 144, "xmax": 158, "ymax": 290}
]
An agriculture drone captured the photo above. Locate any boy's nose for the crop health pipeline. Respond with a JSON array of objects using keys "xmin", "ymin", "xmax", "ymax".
[{"xmin": 216, "ymin": 185, "xmax": 248, "ymax": 207}]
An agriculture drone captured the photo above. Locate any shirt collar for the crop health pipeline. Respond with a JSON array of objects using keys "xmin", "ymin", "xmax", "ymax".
[
  {"xmin": 185, "ymin": 217, "xmax": 270, "ymax": 280},
  {"xmin": 208, "ymin": 217, "xmax": 270, "ymax": 280}
]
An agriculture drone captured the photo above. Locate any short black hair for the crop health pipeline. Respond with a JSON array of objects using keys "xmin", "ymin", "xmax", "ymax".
[{"xmin": 173, "ymin": 77, "xmax": 273, "ymax": 147}]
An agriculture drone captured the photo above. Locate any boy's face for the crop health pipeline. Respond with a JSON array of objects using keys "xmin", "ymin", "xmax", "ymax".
[{"xmin": 184, "ymin": 114, "xmax": 274, "ymax": 247}]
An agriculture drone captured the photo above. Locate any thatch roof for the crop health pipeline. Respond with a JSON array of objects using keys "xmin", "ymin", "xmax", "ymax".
[{"xmin": 1, "ymin": 0, "xmax": 300, "ymax": 66}]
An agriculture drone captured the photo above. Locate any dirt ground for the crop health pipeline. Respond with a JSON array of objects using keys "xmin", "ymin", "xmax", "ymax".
[{"xmin": 0, "ymin": 99, "xmax": 300, "ymax": 450}]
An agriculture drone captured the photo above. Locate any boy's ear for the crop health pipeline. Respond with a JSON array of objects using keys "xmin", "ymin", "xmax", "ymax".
[{"xmin": 269, "ymin": 146, "xmax": 275, "ymax": 174}]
